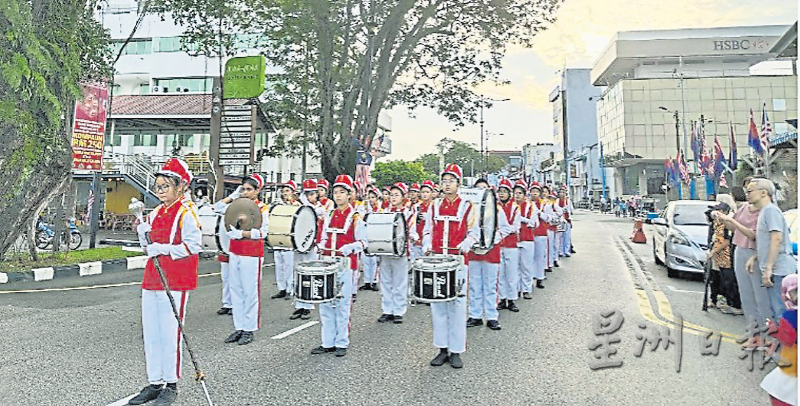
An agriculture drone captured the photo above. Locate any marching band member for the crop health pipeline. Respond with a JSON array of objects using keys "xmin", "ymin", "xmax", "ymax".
[
  {"xmin": 531, "ymin": 183, "xmax": 552, "ymax": 281},
  {"xmin": 290, "ymin": 179, "xmax": 324, "ymax": 321},
  {"xmin": 312, "ymin": 175, "xmax": 367, "ymax": 357},
  {"xmin": 421, "ymin": 163, "xmax": 480, "ymax": 369},
  {"xmin": 130, "ymin": 159, "xmax": 200, "ymax": 406},
  {"xmin": 467, "ymin": 179, "xmax": 513, "ymax": 330},
  {"xmin": 271, "ymin": 181, "xmax": 299, "ymax": 300},
  {"xmin": 377, "ymin": 182, "xmax": 418, "ymax": 324},
  {"xmin": 410, "ymin": 180, "xmax": 436, "ymax": 262},
  {"xmin": 214, "ymin": 174, "xmax": 270, "ymax": 346},
  {"xmin": 409, "ymin": 183, "xmax": 421, "ymax": 206},
  {"xmin": 317, "ymin": 179, "xmax": 334, "ymax": 213},
  {"xmin": 496, "ymin": 179, "xmax": 522, "ymax": 312},
  {"xmin": 557, "ymin": 187, "xmax": 574, "ymax": 258},
  {"xmin": 213, "ymin": 198, "xmax": 233, "ymax": 316},
  {"xmin": 381, "ymin": 187, "xmax": 391, "ymax": 210},
  {"xmin": 359, "ymin": 185, "xmax": 382, "ymax": 291},
  {"xmin": 547, "ymin": 189, "xmax": 563, "ymax": 269},
  {"xmin": 514, "ymin": 180, "xmax": 537, "ymax": 299}
]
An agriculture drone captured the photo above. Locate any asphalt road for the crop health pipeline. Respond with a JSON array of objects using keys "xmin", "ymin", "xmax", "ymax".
[{"xmin": 0, "ymin": 211, "xmax": 776, "ymax": 406}]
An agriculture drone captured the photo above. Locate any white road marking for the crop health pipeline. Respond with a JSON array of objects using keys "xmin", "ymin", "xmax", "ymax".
[
  {"xmin": 106, "ymin": 393, "xmax": 136, "ymax": 406},
  {"xmin": 271, "ymin": 321, "xmax": 319, "ymax": 340},
  {"xmin": 0, "ymin": 272, "xmax": 222, "ymax": 294},
  {"xmin": 666, "ymin": 285, "xmax": 704, "ymax": 294}
]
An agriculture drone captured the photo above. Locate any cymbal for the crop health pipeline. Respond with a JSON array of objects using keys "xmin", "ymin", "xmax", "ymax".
[{"xmin": 224, "ymin": 198, "xmax": 262, "ymax": 232}]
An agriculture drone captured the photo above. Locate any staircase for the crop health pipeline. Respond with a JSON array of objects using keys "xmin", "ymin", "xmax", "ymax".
[{"xmin": 103, "ymin": 153, "xmax": 160, "ymax": 205}]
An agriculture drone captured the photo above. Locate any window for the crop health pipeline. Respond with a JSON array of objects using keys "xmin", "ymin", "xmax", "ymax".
[
  {"xmin": 138, "ymin": 83, "xmax": 150, "ymax": 95},
  {"xmin": 154, "ymin": 78, "xmax": 213, "ymax": 93},
  {"xmin": 111, "ymin": 39, "xmax": 152, "ymax": 55},
  {"xmin": 179, "ymin": 134, "xmax": 194, "ymax": 147},
  {"xmin": 154, "ymin": 36, "xmax": 181, "ymax": 52},
  {"xmin": 133, "ymin": 134, "xmax": 158, "ymax": 147}
]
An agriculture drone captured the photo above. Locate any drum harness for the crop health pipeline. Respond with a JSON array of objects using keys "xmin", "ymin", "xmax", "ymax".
[
  {"xmin": 431, "ymin": 198, "xmax": 467, "ymax": 301},
  {"xmin": 320, "ymin": 208, "xmax": 357, "ymax": 308}
]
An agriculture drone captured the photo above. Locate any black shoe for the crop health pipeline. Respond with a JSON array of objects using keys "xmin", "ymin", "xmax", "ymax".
[
  {"xmin": 335, "ymin": 347, "xmax": 347, "ymax": 357},
  {"xmin": 216, "ymin": 307, "xmax": 232, "ymax": 315},
  {"xmin": 554, "ymin": 261, "xmax": 560, "ymax": 268},
  {"xmin": 571, "ymin": 248, "xmax": 576, "ymax": 254},
  {"xmin": 393, "ymin": 315, "xmax": 403, "ymax": 324},
  {"xmin": 300, "ymin": 309, "xmax": 311, "ymax": 320},
  {"xmin": 536, "ymin": 280, "xmax": 545, "ymax": 289},
  {"xmin": 152, "ymin": 386, "xmax": 177, "ymax": 406},
  {"xmin": 449, "ymin": 353, "xmax": 463, "ymax": 368},
  {"xmin": 359, "ymin": 284, "xmax": 369, "ymax": 291},
  {"xmin": 507, "ymin": 300, "xmax": 520, "ymax": 312},
  {"xmin": 128, "ymin": 385, "xmax": 162, "ymax": 405},
  {"xmin": 238, "ymin": 331, "xmax": 254, "ymax": 345},
  {"xmin": 352, "ymin": 294, "xmax": 357, "ymax": 303},
  {"xmin": 430, "ymin": 350, "xmax": 449, "ymax": 366},
  {"xmin": 466, "ymin": 318, "xmax": 483, "ymax": 327},
  {"xmin": 290, "ymin": 309, "xmax": 304, "ymax": 320},
  {"xmin": 370, "ymin": 283, "xmax": 380, "ymax": 291},
  {"xmin": 224, "ymin": 330, "xmax": 243, "ymax": 343},
  {"xmin": 487, "ymin": 320, "xmax": 501, "ymax": 330},
  {"xmin": 545, "ymin": 268, "xmax": 552, "ymax": 273},
  {"xmin": 271, "ymin": 290, "xmax": 287, "ymax": 299},
  {"xmin": 311, "ymin": 346, "xmax": 335, "ymax": 354},
  {"xmin": 497, "ymin": 299, "xmax": 507, "ymax": 311},
  {"xmin": 522, "ymin": 292, "xmax": 532, "ymax": 300},
  {"xmin": 377, "ymin": 313, "xmax": 394, "ymax": 323}
]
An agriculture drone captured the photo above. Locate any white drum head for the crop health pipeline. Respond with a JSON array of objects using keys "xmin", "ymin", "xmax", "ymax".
[
  {"xmin": 215, "ymin": 215, "xmax": 231, "ymax": 254},
  {"xmin": 481, "ymin": 189, "xmax": 497, "ymax": 247},
  {"xmin": 293, "ymin": 206, "xmax": 318, "ymax": 253},
  {"xmin": 392, "ymin": 212, "xmax": 408, "ymax": 255}
]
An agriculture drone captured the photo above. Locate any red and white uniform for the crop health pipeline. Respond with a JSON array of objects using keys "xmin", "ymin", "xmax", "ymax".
[
  {"xmin": 273, "ymin": 198, "xmax": 300, "ymax": 296},
  {"xmin": 534, "ymin": 198, "xmax": 554, "ymax": 275},
  {"xmin": 546, "ymin": 198, "xmax": 563, "ymax": 267},
  {"xmin": 557, "ymin": 197, "xmax": 574, "ymax": 257},
  {"xmin": 410, "ymin": 200, "xmax": 432, "ymax": 261},
  {"xmin": 467, "ymin": 202, "xmax": 512, "ymax": 322},
  {"xmin": 499, "ymin": 199, "xmax": 522, "ymax": 301},
  {"xmin": 380, "ymin": 202, "xmax": 418, "ymax": 317}
]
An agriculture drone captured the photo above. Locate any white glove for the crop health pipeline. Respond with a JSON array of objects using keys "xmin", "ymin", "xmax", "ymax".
[
  {"xmin": 229, "ymin": 186, "xmax": 243, "ymax": 200},
  {"xmin": 493, "ymin": 232, "xmax": 503, "ymax": 245},
  {"xmin": 457, "ymin": 239, "xmax": 473, "ymax": 254},
  {"xmin": 250, "ymin": 229, "xmax": 262, "ymax": 240},
  {"xmin": 136, "ymin": 222, "xmax": 151, "ymax": 237},
  {"xmin": 340, "ymin": 242, "xmax": 360, "ymax": 256},
  {"xmin": 146, "ymin": 243, "xmax": 170, "ymax": 257},
  {"xmin": 227, "ymin": 228, "xmax": 243, "ymax": 239},
  {"xmin": 527, "ymin": 216, "xmax": 539, "ymax": 228}
]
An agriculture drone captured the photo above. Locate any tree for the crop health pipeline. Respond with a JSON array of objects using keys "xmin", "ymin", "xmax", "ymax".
[
  {"xmin": 0, "ymin": 0, "xmax": 111, "ymax": 257},
  {"xmin": 371, "ymin": 160, "xmax": 435, "ymax": 188},
  {"xmin": 152, "ymin": 0, "xmax": 562, "ymax": 180},
  {"xmin": 417, "ymin": 138, "xmax": 505, "ymax": 176}
]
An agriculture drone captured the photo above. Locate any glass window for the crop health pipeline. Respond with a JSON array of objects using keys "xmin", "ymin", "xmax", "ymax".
[
  {"xmin": 138, "ymin": 84, "xmax": 150, "ymax": 95},
  {"xmin": 672, "ymin": 204, "xmax": 713, "ymax": 226},
  {"xmin": 180, "ymin": 134, "xmax": 194, "ymax": 147}
]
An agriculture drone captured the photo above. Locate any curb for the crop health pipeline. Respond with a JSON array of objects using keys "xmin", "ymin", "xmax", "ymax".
[{"xmin": 0, "ymin": 251, "xmax": 216, "ymax": 284}]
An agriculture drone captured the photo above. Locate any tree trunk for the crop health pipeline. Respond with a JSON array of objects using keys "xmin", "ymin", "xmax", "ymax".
[{"xmin": 27, "ymin": 215, "xmax": 38, "ymax": 262}]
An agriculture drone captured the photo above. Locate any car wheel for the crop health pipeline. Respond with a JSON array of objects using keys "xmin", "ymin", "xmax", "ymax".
[
  {"xmin": 653, "ymin": 242, "xmax": 664, "ymax": 266},
  {"xmin": 664, "ymin": 245, "xmax": 678, "ymax": 278}
]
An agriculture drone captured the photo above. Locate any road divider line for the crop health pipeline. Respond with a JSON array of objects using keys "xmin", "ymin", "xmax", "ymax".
[
  {"xmin": 0, "ymin": 272, "xmax": 222, "ymax": 294},
  {"xmin": 106, "ymin": 394, "xmax": 136, "ymax": 406},
  {"xmin": 271, "ymin": 321, "xmax": 319, "ymax": 340}
]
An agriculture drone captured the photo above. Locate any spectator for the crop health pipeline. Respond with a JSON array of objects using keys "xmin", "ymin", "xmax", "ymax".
[
  {"xmin": 746, "ymin": 178, "xmax": 798, "ymax": 322},
  {"xmin": 707, "ymin": 196, "xmax": 742, "ymax": 315}
]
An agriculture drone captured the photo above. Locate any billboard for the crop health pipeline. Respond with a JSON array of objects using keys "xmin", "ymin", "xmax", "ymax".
[{"xmin": 71, "ymin": 83, "xmax": 108, "ymax": 171}]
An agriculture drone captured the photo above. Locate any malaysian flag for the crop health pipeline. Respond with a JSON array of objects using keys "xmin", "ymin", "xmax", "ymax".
[
  {"xmin": 678, "ymin": 151, "xmax": 689, "ymax": 185},
  {"xmin": 748, "ymin": 109, "xmax": 762, "ymax": 154},
  {"xmin": 760, "ymin": 103, "xmax": 773, "ymax": 154},
  {"xmin": 699, "ymin": 122, "xmax": 712, "ymax": 175},
  {"xmin": 719, "ymin": 172, "xmax": 728, "ymax": 188},
  {"xmin": 729, "ymin": 122, "xmax": 738, "ymax": 170},
  {"xmin": 713, "ymin": 134, "xmax": 725, "ymax": 179}
]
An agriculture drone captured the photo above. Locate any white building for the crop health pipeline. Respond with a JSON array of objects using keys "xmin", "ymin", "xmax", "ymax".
[
  {"xmin": 591, "ymin": 24, "xmax": 796, "ymax": 199},
  {"xmin": 522, "ymin": 143, "xmax": 558, "ymax": 183}
]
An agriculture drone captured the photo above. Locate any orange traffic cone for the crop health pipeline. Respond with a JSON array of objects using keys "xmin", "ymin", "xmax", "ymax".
[{"xmin": 631, "ymin": 218, "xmax": 647, "ymax": 244}]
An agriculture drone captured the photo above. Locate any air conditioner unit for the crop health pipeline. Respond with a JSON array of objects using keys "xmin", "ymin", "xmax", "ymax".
[{"xmin": 152, "ymin": 86, "xmax": 161, "ymax": 93}]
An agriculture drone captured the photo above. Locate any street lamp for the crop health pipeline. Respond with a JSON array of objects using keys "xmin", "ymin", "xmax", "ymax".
[
  {"xmin": 659, "ymin": 106, "xmax": 681, "ymax": 156},
  {"xmin": 479, "ymin": 95, "xmax": 510, "ymax": 175}
]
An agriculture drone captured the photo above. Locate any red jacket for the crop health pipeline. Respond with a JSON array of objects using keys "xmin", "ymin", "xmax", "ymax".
[
  {"xmin": 518, "ymin": 200, "xmax": 535, "ymax": 242},
  {"xmin": 142, "ymin": 200, "xmax": 199, "ymax": 291},
  {"xmin": 413, "ymin": 201, "xmax": 431, "ymax": 247},
  {"xmin": 533, "ymin": 200, "xmax": 549, "ymax": 236},
  {"xmin": 500, "ymin": 200, "xmax": 519, "ymax": 248},
  {"xmin": 320, "ymin": 205, "xmax": 360, "ymax": 271},
  {"xmin": 430, "ymin": 197, "xmax": 472, "ymax": 261}
]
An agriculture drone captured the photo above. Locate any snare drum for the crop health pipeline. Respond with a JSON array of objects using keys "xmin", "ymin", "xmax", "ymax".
[
  {"xmin": 363, "ymin": 212, "xmax": 408, "ymax": 256},
  {"xmin": 459, "ymin": 187, "xmax": 497, "ymax": 253},
  {"xmin": 556, "ymin": 218, "xmax": 567, "ymax": 232},
  {"xmin": 411, "ymin": 255, "xmax": 461, "ymax": 302},
  {"xmin": 268, "ymin": 205, "xmax": 318, "ymax": 253},
  {"xmin": 294, "ymin": 260, "xmax": 341, "ymax": 303}
]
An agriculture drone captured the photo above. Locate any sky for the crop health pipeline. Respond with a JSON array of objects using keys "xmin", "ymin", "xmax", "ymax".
[{"xmin": 386, "ymin": 0, "xmax": 797, "ymax": 161}]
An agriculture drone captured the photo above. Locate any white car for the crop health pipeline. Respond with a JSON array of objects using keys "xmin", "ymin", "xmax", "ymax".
[{"xmin": 651, "ymin": 200, "xmax": 716, "ymax": 278}]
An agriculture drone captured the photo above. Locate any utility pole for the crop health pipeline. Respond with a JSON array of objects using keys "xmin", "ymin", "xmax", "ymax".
[
  {"xmin": 210, "ymin": 76, "xmax": 224, "ymax": 200},
  {"xmin": 479, "ymin": 95, "xmax": 485, "ymax": 173}
]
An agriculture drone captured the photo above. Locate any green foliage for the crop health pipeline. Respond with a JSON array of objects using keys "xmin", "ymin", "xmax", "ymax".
[
  {"xmin": 416, "ymin": 138, "xmax": 505, "ymax": 177},
  {"xmin": 1, "ymin": 246, "xmax": 142, "ymax": 273},
  {"xmin": 371, "ymin": 160, "xmax": 435, "ymax": 188}
]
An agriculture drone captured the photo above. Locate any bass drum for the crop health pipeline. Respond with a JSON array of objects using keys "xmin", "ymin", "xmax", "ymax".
[
  {"xmin": 458, "ymin": 187, "xmax": 497, "ymax": 253},
  {"xmin": 197, "ymin": 204, "xmax": 229, "ymax": 254},
  {"xmin": 267, "ymin": 204, "xmax": 318, "ymax": 253},
  {"xmin": 363, "ymin": 212, "xmax": 408, "ymax": 256}
]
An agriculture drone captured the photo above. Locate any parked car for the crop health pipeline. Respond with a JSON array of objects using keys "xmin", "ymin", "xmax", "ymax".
[
  {"xmin": 651, "ymin": 200, "xmax": 716, "ymax": 278},
  {"xmin": 784, "ymin": 209, "xmax": 797, "ymax": 258}
]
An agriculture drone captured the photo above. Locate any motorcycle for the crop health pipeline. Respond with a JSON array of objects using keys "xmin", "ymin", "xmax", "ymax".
[{"xmin": 36, "ymin": 217, "xmax": 82, "ymax": 250}]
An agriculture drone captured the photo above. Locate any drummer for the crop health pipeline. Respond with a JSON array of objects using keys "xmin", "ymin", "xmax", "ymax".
[
  {"xmin": 497, "ymin": 179, "xmax": 522, "ymax": 312},
  {"xmin": 530, "ymin": 182, "xmax": 550, "ymax": 287},
  {"xmin": 421, "ymin": 163, "xmax": 480, "ymax": 369},
  {"xmin": 557, "ymin": 186, "xmax": 574, "ymax": 258},
  {"xmin": 377, "ymin": 182, "xmax": 418, "ymax": 324},
  {"xmin": 359, "ymin": 185, "xmax": 382, "ymax": 291},
  {"xmin": 466, "ymin": 179, "xmax": 513, "ymax": 331},
  {"xmin": 313, "ymin": 174, "xmax": 367, "ymax": 357},
  {"xmin": 271, "ymin": 180, "xmax": 300, "ymax": 300},
  {"xmin": 410, "ymin": 180, "xmax": 436, "ymax": 262},
  {"xmin": 317, "ymin": 179, "xmax": 334, "ymax": 213},
  {"xmin": 290, "ymin": 179, "xmax": 324, "ymax": 321},
  {"xmin": 213, "ymin": 173, "xmax": 270, "ymax": 346}
]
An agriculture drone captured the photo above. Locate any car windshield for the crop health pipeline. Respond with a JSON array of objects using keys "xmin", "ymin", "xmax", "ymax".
[{"xmin": 672, "ymin": 204, "xmax": 712, "ymax": 226}]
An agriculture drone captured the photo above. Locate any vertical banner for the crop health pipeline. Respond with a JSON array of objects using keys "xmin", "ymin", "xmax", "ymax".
[{"xmin": 71, "ymin": 83, "xmax": 109, "ymax": 171}]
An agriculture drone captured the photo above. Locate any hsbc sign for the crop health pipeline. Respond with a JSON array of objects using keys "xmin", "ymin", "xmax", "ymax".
[{"xmin": 712, "ymin": 39, "xmax": 770, "ymax": 52}]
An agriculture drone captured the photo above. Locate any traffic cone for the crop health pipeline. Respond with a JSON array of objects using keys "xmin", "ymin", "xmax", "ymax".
[{"xmin": 631, "ymin": 218, "xmax": 647, "ymax": 244}]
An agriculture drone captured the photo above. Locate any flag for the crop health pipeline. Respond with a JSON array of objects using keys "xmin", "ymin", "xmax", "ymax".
[
  {"xmin": 760, "ymin": 103, "xmax": 772, "ymax": 153},
  {"xmin": 729, "ymin": 122, "xmax": 738, "ymax": 170},
  {"xmin": 699, "ymin": 122, "xmax": 712, "ymax": 176},
  {"xmin": 748, "ymin": 108, "xmax": 762, "ymax": 154},
  {"xmin": 665, "ymin": 158, "xmax": 674, "ymax": 186},
  {"xmin": 690, "ymin": 121, "xmax": 699, "ymax": 163},
  {"xmin": 719, "ymin": 172, "xmax": 728, "ymax": 188},
  {"xmin": 678, "ymin": 152, "xmax": 689, "ymax": 185},
  {"xmin": 713, "ymin": 134, "xmax": 726, "ymax": 179}
]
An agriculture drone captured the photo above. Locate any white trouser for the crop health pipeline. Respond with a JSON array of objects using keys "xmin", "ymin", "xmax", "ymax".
[
  {"xmin": 142, "ymin": 290, "xmax": 188, "ymax": 385},
  {"xmin": 294, "ymin": 249, "xmax": 318, "ymax": 310},
  {"xmin": 547, "ymin": 230, "xmax": 556, "ymax": 267},
  {"xmin": 274, "ymin": 249, "xmax": 294, "ymax": 292},
  {"xmin": 469, "ymin": 261, "xmax": 499, "ymax": 321},
  {"xmin": 362, "ymin": 254, "xmax": 379, "ymax": 284},
  {"xmin": 533, "ymin": 236, "xmax": 548, "ymax": 280},
  {"xmin": 559, "ymin": 222, "xmax": 572, "ymax": 256},
  {"xmin": 517, "ymin": 241, "xmax": 535, "ymax": 293},
  {"xmin": 319, "ymin": 268, "xmax": 355, "ymax": 348},
  {"xmin": 499, "ymin": 247, "xmax": 520, "ymax": 300},
  {"xmin": 431, "ymin": 264, "xmax": 467, "ymax": 354},
  {"xmin": 380, "ymin": 256, "xmax": 409, "ymax": 316},
  {"xmin": 229, "ymin": 253, "xmax": 262, "ymax": 332},
  {"xmin": 220, "ymin": 261, "xmax": 231, "ymax": 308}
]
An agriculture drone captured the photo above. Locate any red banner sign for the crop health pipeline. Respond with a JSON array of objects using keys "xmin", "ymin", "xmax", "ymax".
[{"xmin": 71, "ymin": 83, "xmax": 108, "ymax": 171}]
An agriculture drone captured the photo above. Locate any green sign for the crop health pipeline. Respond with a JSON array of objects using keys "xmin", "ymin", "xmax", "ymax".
[{"xmin": 223, "ymin": 56, "xmax": 266, "ymax": 98}]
